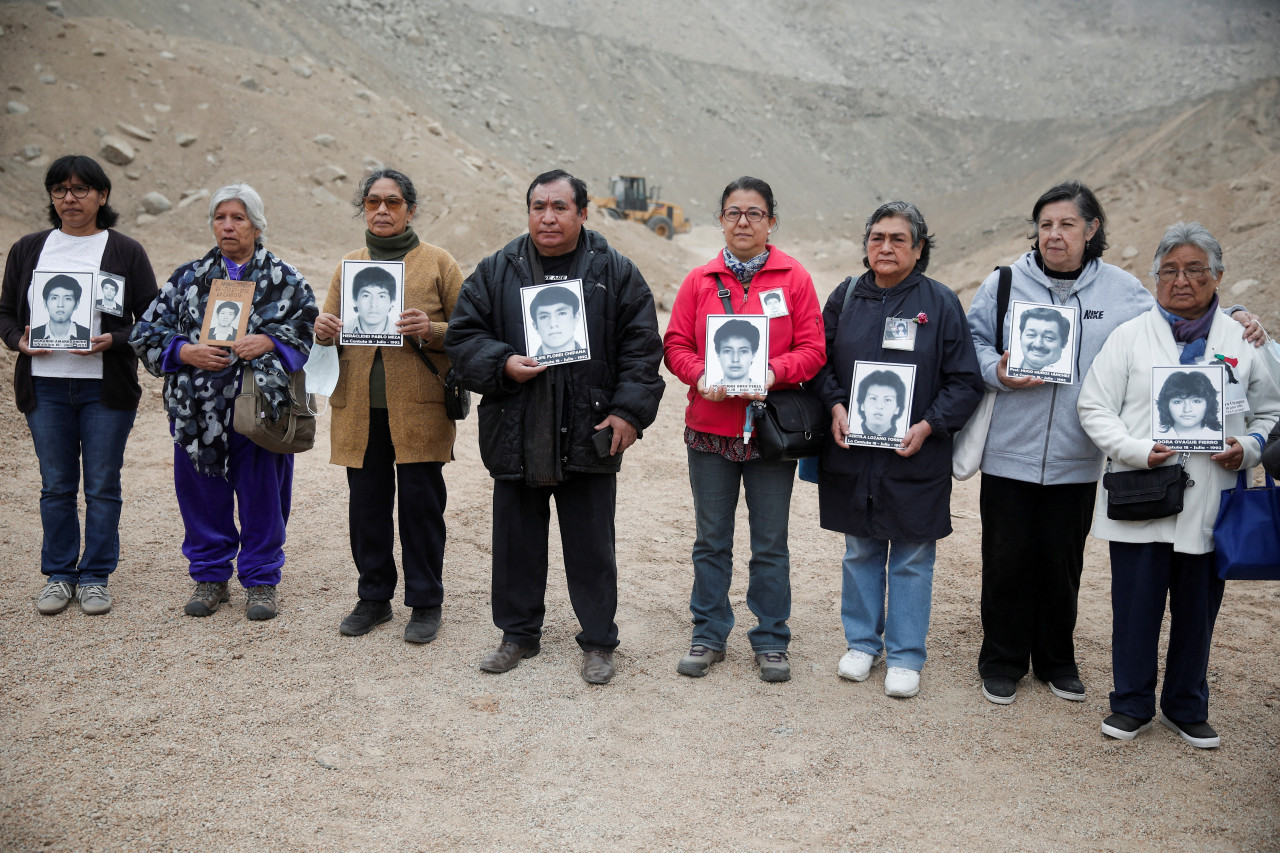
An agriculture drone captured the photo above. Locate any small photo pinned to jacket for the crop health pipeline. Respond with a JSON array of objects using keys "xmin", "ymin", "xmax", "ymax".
[
  {"xmin": 759, "ymin": 288, "xmax": 789, "ymax": 318},
  {"xmin": 29, "ymin": 271, "xmax": 94, "ymax": 350},
  {"xmin": 521, "ymin": 279, "xmax": 590, "ymax": 367},
  {"xmin": 199, "ymin": 281, "xmax": 254, "ymax": 347},
  {"xmin": 705, "ymin": 314, "xmax": 768, "ymax": 395},
  {"xmin": 1151, "ymin": 364, "xmax": 1225, "ymax": 452},
  {"xmin": 94, "ymin": 272, "xmax": 125, "ymax": 318},
  {"xmin": 881, "ymin": 317, "xmax": 916, "ymax": 351},
  {"xmin": 1008, "ymin": 301, "xmax": 1077, "ymax": 384},
  {"xmin": 341, "ymin": 260, "xmax": 406, "ymax": 346},
  {"xmin": 846, "ymin": 361, "xmax": 916, "ymax": 448}
]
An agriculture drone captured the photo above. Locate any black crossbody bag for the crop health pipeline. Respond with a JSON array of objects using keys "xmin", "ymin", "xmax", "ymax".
[
  {"xmin": 409, "ymin": 339, "xmax": 471, "ymax": 421},
  {"xmin": 1103, "ymin": 454, "xmax": 1192, "ymax": 520}
]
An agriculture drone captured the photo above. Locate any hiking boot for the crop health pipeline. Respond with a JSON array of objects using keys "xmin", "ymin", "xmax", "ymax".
[
  {"xmin": 76, "ymin": 585, "xmax": 112, "ymax": 616},
  {"xmin": 755, "ymin": 651, "xmax": 791, "ymax": 683},
  {"xmin": 676, "ymin": 644, "xmax": 725, "ymax": 678},
  {"xmin": 184, "ymin": 581, "xmax": 229, "ymax": 617},
  {"xmin": 339, "ymin": 600, "xmax": 393, "ymax": 636},
  {"xmin": 36, "ymin": 581, "xmax": 76, "ymax": 615},
  {"xmin": 245, "ymin": 585, "xmax": 278, "ymax": 621},
  {"xmin": 404, "ymin": 606, "xmax": 441, "ymax": 644}
]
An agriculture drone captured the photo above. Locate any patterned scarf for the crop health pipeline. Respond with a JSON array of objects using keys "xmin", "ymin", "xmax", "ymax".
[
  {"xmin": 722, "ymin": 247, "xmax": 770, "ymax": 285},
  {"xmin": 131, "ymin": 243, "xmax": 318, "ymax": 477},
  {"xmin": 1160, "ymin": 294, "xmax": 1219, "ymax": 365}
]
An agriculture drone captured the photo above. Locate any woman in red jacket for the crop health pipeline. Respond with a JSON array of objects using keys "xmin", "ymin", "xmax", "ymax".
[{"xmin": 663, "ymin": 176, "xmax": 825, "ymax": 682}]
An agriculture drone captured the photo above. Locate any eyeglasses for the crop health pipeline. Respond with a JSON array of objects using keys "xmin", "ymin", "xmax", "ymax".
[
  {"xmin": 49, "ymin": 185, "xmax": 93, "ymax": 199},
  {"xmin": 1157, "ymin": 266, "xmax": 1209, "ymax": 283},
  {"xmin": 362, "ymin": 196, "xmax": 406, "ymax": 212},
  {"xmin": 721, "ymin": 208, "xmax": 768, "ymax": 223}
]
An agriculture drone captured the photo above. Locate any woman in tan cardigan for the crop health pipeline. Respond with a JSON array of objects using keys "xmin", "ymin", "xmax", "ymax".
[{"xmin": 313, "ymin": 169, "xmax": 463, "ymax": 643}]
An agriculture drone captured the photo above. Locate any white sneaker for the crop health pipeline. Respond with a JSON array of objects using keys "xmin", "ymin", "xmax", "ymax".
[
  {"xmin": 884, "ymin": 667, "xmax": 920, "ymax": 698},
  {"xmin": 838, "ymin": 649, "xmax": 880, "ymax": 682}
]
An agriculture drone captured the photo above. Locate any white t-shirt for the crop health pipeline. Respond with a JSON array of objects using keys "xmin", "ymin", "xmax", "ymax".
[{"xmin": 32, "ymin": 230, "xmax": 108, "ymax": 380}]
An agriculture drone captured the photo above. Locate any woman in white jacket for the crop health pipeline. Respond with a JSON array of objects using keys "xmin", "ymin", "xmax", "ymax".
[{"xmin": 1078, "ymin": 222, "xmax": 1280, "ymax": 749}]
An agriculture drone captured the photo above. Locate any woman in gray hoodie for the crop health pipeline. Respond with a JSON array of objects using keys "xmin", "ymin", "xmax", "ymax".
[{"xmin": 966, "ymin": 182, "xmax": 1153, "ymax": 706}]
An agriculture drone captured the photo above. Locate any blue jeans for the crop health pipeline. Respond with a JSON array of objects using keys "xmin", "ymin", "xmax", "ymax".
[
  {"xmin": 25, "ymin": 377, "xmax": 136, "ymax": 585},
  {"xmin": 841, "ymin": 535, "xmax": 936, "ymax": 671},
  {"xmin": 687, "ymin": 447, "xmax": 796, "ymax": 653}
]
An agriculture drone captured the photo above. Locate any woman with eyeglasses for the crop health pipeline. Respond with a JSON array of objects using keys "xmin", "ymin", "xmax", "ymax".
[
  {"xmin": 966, "ymin": 182, "xmax": 1255, "ymax": 709},
  {"xmin": 313, "ymin": 168, "xmax": 464, "ymax": 644},
  {"xmin": 1079, "ymin": 222, "xmax": 1280, "ymax": 748},
  {"xmin": 663, "ymin": 176, "xmax": 825, "ymax": 682},
  {"xmin": 0, "ymin": 154, "xmax": 158, "ymax": 616}
]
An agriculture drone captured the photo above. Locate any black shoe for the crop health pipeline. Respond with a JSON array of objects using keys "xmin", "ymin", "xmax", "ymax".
[
  {"xmin": 982, "ymin": 676, "xmax": 1017, "ymax": 705},
  {"xmin": 1160, "ymin": 715, "xmax": 1220, "ymax": 749},
  {"xmin": 1101, "ymin": 712, "xmax": 1153, "ymax": 741},
  {"xmin": 404, "ymin": 606, "xmax": 441, "ymax": 644},
  {"xmin": 1048, "ymin": 676, "xmax": 1086, "ymax": 702},
  {"xmin": 339, "ymin": 600, "xmax": 393, "ymax": 636}
]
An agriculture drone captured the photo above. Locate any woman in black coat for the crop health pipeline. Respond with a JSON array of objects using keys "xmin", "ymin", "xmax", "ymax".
[{"xmin": 812, "ymin": 201, "xmax": 983, "ymax": 698}]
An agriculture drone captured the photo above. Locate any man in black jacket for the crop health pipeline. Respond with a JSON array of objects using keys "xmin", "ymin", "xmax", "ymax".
[{"xmin": 445, "ymin": 170, "xmax": 664, "ymax": 685}]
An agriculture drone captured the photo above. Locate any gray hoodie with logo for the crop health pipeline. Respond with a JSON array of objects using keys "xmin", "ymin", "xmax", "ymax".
[{"xmin": 966, "ymin": 252, "xmax": 1154, "ymax": 485}]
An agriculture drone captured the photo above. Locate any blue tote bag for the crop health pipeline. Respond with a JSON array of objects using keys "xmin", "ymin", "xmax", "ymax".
[{"xmin": 1214, "ymin": 471, "xmax": 1280, "ymax": 581}]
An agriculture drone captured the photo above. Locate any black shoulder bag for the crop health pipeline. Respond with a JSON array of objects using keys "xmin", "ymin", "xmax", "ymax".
[{"xmin": 410, "ymin": 339, "xmax": 470, "ymax": 421}]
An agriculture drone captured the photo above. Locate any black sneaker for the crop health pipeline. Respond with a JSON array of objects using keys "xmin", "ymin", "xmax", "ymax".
[
  {"xmin": 1160, "ymin": 715, "xmax": 1220, "ymax": 749},
  {"xmin": 404, "ymin": 606, "xmax": 441, "ymax": 644},
  {"xmin": 1048, "ymin": 676, "xmax": 1086, "ymax": 702},
  {"xmin": 339, "ymin": 600, "xmax": 393, "ymax": 636},
  {"xmin": 1101, "ymin": 712, "xmax": 1153, "ymax": 741},
  {"xmin": 982, "ymin": 676, "xmax": 1017, "ymax": 705}
]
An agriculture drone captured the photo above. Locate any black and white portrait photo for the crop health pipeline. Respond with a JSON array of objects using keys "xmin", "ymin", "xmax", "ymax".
[
  {"xmin": 207, "ymin": 300, "xmax": 242, "ymax": 342},
  {"xmin": 1008, "ymin": 301, "xmax": 1077, "ymax": 383},
  {"xmin": 760, "ymin": 288, "xmax": 789, "ymax": 318},
  {"xmin": 29, "ymin": 271, "xmax": 93, "ymax": 350},
  {"xmin": 340, "ymin": 259, "xmax": 406, "ymax": 346},
  {"xmin": 520, "ymin": 279, "xmax": 590, "ymax": 367},
  {"xmin": 198, "ymin": 280, "xmax": 255, "ymax": 347},
  {"xmin": 704, "ymin": 314, "xmax": 768, "ymax": 395},
  {"xmin": 1151, "ymin": 365, "xmax": 1225, "ymax": 452},
  {"xmin": 881, "ymin": 317, "xmax": 917, "ymax": 351},
  {"xmin": 94, "ymin": 273, "xmax": 124, "ymax": 317},
  {"xmin": 846, "ymin": 361, "xmax": 917, "ymax": 448}
]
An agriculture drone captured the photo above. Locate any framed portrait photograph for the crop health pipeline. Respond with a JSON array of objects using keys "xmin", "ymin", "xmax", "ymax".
[
  {"xmin": 29, "ymin": 271, "xmax": 94, "ymax": 350},
  {"xmin": 759, "ymin": 287, "xmax": 789, "ymax": 318},
  {"xmin": 704, "ymin": 314, "xmax": 768, "ymax": 395},
  {"xmin": 199, "ymin": 280, "xmax": 254, "ymax": 347},
  {"xmin": 94, "ymin": 272, "xmax": 125, "ymax": 318},
  {"xmin": 340, "ymin": 260, "xmax": 405, "ymax": 347},
  {"xmin": 846, "ymin": 361, "xmax": 917, "ymax": 448},
  {"xmin": 1151, "ymin": 364, "xmax": 1225, "ymax": 452},
  {"xmin": 521, "ymin": 279, "xmax": 590, "ymax": 367},
  {"xmin": 1007, "ymin": 301, "xmax": 1077, "ymax": 384}
]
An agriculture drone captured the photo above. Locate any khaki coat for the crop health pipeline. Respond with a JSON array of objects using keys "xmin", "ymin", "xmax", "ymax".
[{"xmin": 319, "ymin": 242, "xmax": 463, "ymax": 467}]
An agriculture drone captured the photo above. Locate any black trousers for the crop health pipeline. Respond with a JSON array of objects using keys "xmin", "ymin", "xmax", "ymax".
[
  {"xmin": 978, "ymin": 474, "xmax": 1096, "ymax": 681},
  {"xmin": 346, "ymin": 408, "xmax": 447, "ymax": 608},
  {"xmin": 491, "ymin": 473, "xmax": 619, "ymax": 652},
  {"xmin": 1109, "ymin": 541, "xmax": 1223, "ymax": 724}
]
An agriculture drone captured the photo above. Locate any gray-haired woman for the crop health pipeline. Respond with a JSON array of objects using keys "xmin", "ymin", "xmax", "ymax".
[
  {"xmin": 1078, "ymin": 221, "xmax": 1280, "ymax": 748},
  {"xmin": 131, "ymin": 184, "xmax": 317, "ymax": 621},
  {"xmin": 812, "ymin": 201, "xmax": 983, "ymax": 699}
]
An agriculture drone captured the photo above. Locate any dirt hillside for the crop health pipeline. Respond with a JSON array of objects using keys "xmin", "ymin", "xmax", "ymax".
[{"xmin": 2, "ymin": 1, "xmax": 1279, "ymax": 851}]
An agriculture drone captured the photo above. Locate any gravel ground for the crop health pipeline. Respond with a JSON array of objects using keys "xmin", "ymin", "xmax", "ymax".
[{"xmin": 3, "ymin": 348, "xmax": 1280, "ymax": 852}]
